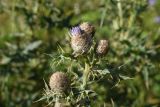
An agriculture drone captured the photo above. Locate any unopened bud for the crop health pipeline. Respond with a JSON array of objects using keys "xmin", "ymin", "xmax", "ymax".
[
  {"xmin": 79, "ymin": 22, "xmax": 95, "ymax": 38},
  {"xmin": 49, "ymin": 72, "xmax": 70, "ymax": 93},
  {"xmin": 96, "ymin": 39, "xmax": 109, "ymax": 56}
]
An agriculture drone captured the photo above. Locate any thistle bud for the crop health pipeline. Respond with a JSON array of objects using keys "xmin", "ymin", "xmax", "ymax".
[
  {"xmin": 79, "ymin": 22, "xmax": 95, "ymax": 38},
  {"xmin": 96, "ymin": 39, "xmax": 109, "ymax": 56},
  {"xmin": 49, "ymin": 72, "xmax": 70, "ymax": 93},
  {"xmin": 70, "ymin": 26, "xmax": 92, "ymax": 55}
]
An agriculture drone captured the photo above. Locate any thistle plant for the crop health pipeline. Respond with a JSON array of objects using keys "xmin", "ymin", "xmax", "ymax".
[
  {"xmin": 38, "ymin": 22, "xmax": 113, "ymax": 107},
  {"xmin": 0, "ymin": 0, "xmax": 160, "ymax": 107},
  {"xmin": 36, "ymin": 1, "xmax": 160, "ymax": 107}
]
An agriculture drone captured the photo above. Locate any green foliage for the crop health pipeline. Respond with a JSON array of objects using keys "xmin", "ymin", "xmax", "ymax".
[{"xmin": 0, "ymin": 0, "xmax": 160, "ymax": 107}]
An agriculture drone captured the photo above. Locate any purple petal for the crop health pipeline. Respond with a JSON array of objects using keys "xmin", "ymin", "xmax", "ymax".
[{"xmin": 70, "ymin": 26, "xmax": 82, "ymax": 36}]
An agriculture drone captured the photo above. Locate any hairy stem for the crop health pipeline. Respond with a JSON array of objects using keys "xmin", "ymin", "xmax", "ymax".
[
  {"xmin": 54, "ymin": 101, "xmax": 64, "ymax": 107},
  {"xmin": 82, "ymin": 62, "xmax": 90, "ymax": 89}
]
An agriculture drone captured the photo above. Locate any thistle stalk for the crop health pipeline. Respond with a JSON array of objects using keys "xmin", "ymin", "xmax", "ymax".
[
  {"xmin": 54, "ymin": 101, "xmax": 64, "ymax": 107},
  {"xmin": 82, "ymin": 62, "xmax": 90, "ymax": 89}
]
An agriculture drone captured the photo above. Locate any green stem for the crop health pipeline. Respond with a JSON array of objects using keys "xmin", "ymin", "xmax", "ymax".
[
  {"xmin": 117, "ymin": 0, "xmax": 123, "ymax": 27},
  {"xmin": 117, "ymin": 0, "xmax": 124, "ymax": 40},
  {"xmin": 82, "ymin": 62, "xmax": 90, "ymax": 89},
  {"xmin": 54, "ymin": 101, "xmax": 64, "ymax": 107}
]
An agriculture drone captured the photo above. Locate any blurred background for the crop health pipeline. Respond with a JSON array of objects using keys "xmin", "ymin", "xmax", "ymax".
[{"xmin": 0, "ymin": 0, "xmax": 160, "ymax": 107}]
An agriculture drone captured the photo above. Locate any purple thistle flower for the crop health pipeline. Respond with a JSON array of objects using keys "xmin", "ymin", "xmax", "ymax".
[
  {"xmin": 148, "ymin": 0, "xmax": 156, "ymax": 6},
  {"xmin": 70, "ymin": 22, "xmax": 94, "ymax": 56},
  {"xmin": 70, "ymin": 26, "xmax": 82, "ymax": 36}
]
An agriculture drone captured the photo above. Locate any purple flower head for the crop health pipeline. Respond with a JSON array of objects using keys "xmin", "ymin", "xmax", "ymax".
[
  {"xmin": 70, "ymin": 26, "xmax": 83, "ymax": 36},
  {"xmin": 148, "ymin": 0, "xmax": 156, "ymax": 6}
]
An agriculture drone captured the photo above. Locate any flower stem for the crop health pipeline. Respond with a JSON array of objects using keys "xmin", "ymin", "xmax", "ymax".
[
  {"xmin": 82, "ymin": 62, "xmax": 90, "ymax": 89},
  {"xmin": 54, "ymin": 101, "xmax": 64, "ymax": 107}
]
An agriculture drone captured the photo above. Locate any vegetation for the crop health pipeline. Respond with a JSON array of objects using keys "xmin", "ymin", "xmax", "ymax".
[{"xmin": 0, "ymin": 0, "xmax": 160, "ymax": 107}]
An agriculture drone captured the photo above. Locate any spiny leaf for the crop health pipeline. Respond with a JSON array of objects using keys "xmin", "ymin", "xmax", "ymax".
[
  {"xmin": 119, "ymin": 74, "xmax": 133, "ymax": 80},
  {"xmin": 23, "ymin": 40, "xmax": 42, "ymax": 54},
  {"xmin": 44, "ymin": 79, "xmax": 50, "ymax": 91},
  {"xmin": 34, "ymin": 96, "xmax": 48, "ymax": 102}
]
